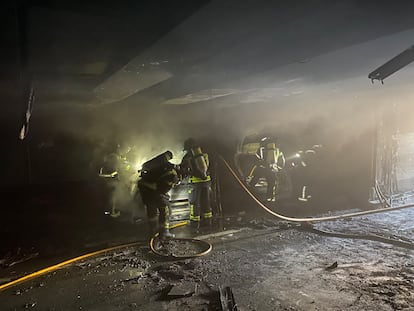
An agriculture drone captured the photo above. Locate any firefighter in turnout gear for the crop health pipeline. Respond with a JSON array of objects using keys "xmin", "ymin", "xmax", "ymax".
[
  {"xmin": 246, "ymin": 137, "xmax": 285, "ymax": 201},
  {"xmin": 138, "ymin": 151, "xmax": 178, "ymax": 240},
  {"xmin": 181, "ymin": 138, "xmax": 213, "ymax": 229},
  {"xmin": 99, "ymin": 145, "xmax": 134, "ymax": 218}
]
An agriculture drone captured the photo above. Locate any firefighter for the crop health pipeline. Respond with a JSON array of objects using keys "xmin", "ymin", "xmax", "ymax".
[
  {"xmin": 137, "ymin": 151, "xmax": 178, "ymax": 239},
  {"xmin": 99, "ymin": 144, "xmax": 133, "ymax": 217},
  {"xmin": 181, "ymin": 138, "xmax": 213, "ymax": 229},
  {"xmin": 246, "ymin": 137, "xmax": 285, "ymax": 201},
  {"xmin": 295, "ymin": 144, "xmax": 321, "ymax": 202}
]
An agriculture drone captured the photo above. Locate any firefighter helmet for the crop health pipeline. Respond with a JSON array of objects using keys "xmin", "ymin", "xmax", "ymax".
[{"xmin": 184, "ymin": 138, "xmax": 197, "ymax": 151}]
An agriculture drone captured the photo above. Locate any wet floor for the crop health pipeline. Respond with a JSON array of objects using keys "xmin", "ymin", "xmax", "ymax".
[
  {"xmin": 2, "ymin": 206, "xmax": 414, "ymax": 310},
  {"xmin": 2, "ymin": 177, "xmax": 414, "ymax": 310}
]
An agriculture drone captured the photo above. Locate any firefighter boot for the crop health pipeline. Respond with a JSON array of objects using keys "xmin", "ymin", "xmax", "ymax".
[
  {"xmin": 159, "ymin": 227, "xmax": 175, "ymax": 240},
  {"xmin": 159, "ymin": 206, "xmax": 174, "ymax": 239},
  {"xmin": 200, "ymin": 214, "xmax": 212, "ymax": 228}
]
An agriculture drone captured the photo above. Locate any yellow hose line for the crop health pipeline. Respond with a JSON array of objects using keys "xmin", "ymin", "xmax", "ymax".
[
  {"xmin": 149, "ymin": 221, "xmax": 213, "ymax": 258},
  {"xmin": 7, "ymin": 154, "xmax": 403, "ymax": 291},
  {"xmin": 220, "ymin": 156, "xmax": 414, "ymax": 222},
  {"xmin": 170, "ymin": 221, "xmax": 189, "ymax": 230},
  {"xmin": 0, "ymin": 241, "xmax": 141, "ymax": 292},
  {"xmin": 0, "ymin": 222, "xmax": 200, "ymax": 292}
]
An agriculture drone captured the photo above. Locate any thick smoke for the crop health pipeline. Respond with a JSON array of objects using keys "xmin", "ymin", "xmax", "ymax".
[
  {"xmin": 29, "ymin": 37, "xmax": 414, "ymax": 216},
  {"xmin": 13, "ymin": 0, "xmax": 414, "ymax": 217}
]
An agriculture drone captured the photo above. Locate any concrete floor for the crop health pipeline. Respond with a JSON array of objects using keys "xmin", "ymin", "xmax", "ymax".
[
  {"xmin": 1, "ymin": 164, "xmax": 413, "ymax": 310},
  {"xmin": 1, "ymin": 207, "xmax": 414, "ymax": 310}
]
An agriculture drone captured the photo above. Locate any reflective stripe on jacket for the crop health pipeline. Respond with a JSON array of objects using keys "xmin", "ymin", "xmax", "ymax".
[{"xmin": 189, "ymin": 175, "xmax": 211, "ymax": 183}]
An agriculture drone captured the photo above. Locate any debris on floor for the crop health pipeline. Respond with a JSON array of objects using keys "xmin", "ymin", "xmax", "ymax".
[
  {"xmin": 325, "ymin": 261, "xmax": 338, "ymax": 271},
  {"xmin": 167, "ymin": 281, "xmax": 197, "ymax": 297},
  {"xmin": 219, "ymin": 286, "xmax": 238, "ymax": 311}
]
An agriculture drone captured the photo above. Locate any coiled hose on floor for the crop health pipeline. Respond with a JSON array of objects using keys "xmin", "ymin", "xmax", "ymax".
[{"xmin": 149, "ymin": 221, "xmax": 213, "ymax": 259}]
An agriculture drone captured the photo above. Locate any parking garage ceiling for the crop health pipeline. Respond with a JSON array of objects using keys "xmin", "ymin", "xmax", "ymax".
[{"xmin": 3, "ymin": 0, "xmax": 414, "ymax": 110}]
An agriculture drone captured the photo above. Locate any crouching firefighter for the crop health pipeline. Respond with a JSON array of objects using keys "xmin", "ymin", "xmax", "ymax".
[
  {"xmin": 137, "ymin": 151, "xmax": 178, "ymax": 240},
  {"xmin": 181, "ymin": 139, "xmax": 213, "ymax": 229}
]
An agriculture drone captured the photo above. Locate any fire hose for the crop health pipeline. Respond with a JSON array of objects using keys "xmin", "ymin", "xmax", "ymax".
[
  {"xmin": 219, "ymin": 155, "xmax": 414, "ymax": 250},
  {"xmin": 219, "ymin": 156, "xmax": 414, "ymax": 249},
  {"xmin": 1, "ymin": 156, "xmax": 411, "ymax": 292},
  {"xmin": 0, "ymin": 221, "xmax": 212, "ymax": 292},
  {"xmin": 219, "ymin": 155, "xmax": 414, "ymax": 222},
  {"xmin": 149, "ymin": 221, "xmax": 213, "ymax": 259}
]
